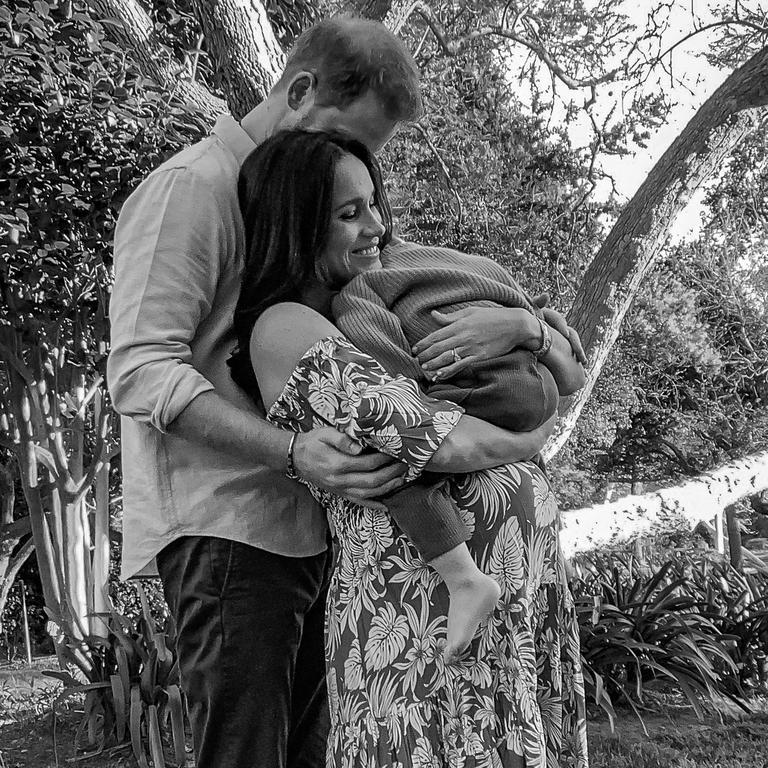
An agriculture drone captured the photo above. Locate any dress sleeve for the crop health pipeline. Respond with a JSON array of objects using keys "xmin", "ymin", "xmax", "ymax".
[{"xmin": 267, "ymin": 336, "xmax": 464, "ymax": 478}]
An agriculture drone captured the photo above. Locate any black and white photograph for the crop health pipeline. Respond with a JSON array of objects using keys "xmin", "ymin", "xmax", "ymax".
[{"xmin": 1, "ymin": 1, "xmax": 767, "ymax": 766}]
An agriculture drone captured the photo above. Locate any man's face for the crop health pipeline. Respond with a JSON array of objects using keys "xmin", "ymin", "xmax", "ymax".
[{"xmin": 284, "ymin": 89, "xmax": 399, "ymax": 155}]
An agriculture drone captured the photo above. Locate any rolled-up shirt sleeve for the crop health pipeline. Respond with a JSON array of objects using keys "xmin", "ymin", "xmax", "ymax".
[{"xmin": 107, "ymin": 168, "xmax": 225, "ymax": 432}]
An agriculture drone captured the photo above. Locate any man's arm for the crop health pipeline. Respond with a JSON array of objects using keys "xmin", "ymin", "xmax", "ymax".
[
  {"xmin": 107, "ymin": 168, "xmax": 225, "ymax": 431},
  {"xmin": 167, "ymin": 391, "xmax": 407, "ymax": 501},
  {"xmin": 108, "ymin": 168, "xmax": 405, "ymax": 504}
]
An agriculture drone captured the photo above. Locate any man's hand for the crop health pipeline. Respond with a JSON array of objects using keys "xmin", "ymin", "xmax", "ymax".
[
  {"xmin": 292, "ymin": 427, "xmax": 408, "ymax": 509},
  {"xmin": 411, "ymin": 307, "xmax": 537, "ymax": 381}
]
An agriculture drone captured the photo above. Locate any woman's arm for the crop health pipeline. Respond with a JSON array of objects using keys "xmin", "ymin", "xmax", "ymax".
[
  {"xmin": 252, "ymin": 302, "xmax": 556, "ymax": 478},
  {"xmin": 249, "ymin": 303, "xmax": 408, "ymax": 506},
  {"xmin": 412, "ymin": 306, "xmax": 586, "ymax": 395}
]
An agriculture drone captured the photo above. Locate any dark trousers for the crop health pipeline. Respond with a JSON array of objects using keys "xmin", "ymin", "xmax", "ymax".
[{"xmin": 157, "ymin": 536, "xmax": 331, "ymax": 768}]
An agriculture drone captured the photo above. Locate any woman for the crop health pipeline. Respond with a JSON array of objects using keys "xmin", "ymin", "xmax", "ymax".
[{"xmin": 231, "ymin": 130, "xmax": 588, "ymax": 767}]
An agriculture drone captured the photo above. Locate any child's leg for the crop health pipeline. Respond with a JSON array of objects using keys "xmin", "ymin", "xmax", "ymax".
[
  {"xmin": 430, "ymin": 543, "xmax": 501, "ymax": 664},
  {"xmin": 385, "ymin": 477, "xmax": 500, "ymax": 663}
]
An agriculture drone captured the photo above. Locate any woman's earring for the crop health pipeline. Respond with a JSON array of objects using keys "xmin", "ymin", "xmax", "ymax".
[{"xmin": 315, "ymin": 259, "xmax": 332, "ymax": 285}]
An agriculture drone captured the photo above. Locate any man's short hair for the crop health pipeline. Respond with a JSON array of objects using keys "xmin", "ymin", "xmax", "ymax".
[{"xmin": 275, "ymin": 17, "xmax": 423, "ymax": 122}]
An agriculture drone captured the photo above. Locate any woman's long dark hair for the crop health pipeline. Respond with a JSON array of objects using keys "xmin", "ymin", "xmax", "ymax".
[{"xmin": 228, "ymin": 129, "xmax": 393, "ymax": 398}]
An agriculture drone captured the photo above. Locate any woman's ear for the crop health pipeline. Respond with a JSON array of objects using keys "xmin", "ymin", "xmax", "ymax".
[{"xmin": 286, "ymin": 71, "xmax": 317, "ymax": 111}]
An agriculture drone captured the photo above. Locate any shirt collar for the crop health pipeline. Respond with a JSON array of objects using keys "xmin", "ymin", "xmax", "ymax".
[{"xmin": 212, "ymin": 115, "xmax": 258, "ymax": 165}]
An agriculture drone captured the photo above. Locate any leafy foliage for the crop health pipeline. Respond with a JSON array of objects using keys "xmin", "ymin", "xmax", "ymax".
[
  {"xmin": 571, "ymin": 550, "xmax": 768, "ymax": 726},
  {"xmin": 382, "ymin": 19, "xmax": 610, "ymax": 309},
  {"xmin": 553, "ymin": 127, "xmax": 768, "ymax": 506},
  {"xmin": 1, "ymin": 0, "xmax": 208, "ymax": 347},
  {"xmin": 0, "ymin": 0, "xmax": 208, "ymax": 731},
  {"xmin": 599, "ymin": 211, "xmax": 768, "ymax": 485},
  {"xmin": 46, "ymin": 586, "xmax": 187, "ymax": 767}
]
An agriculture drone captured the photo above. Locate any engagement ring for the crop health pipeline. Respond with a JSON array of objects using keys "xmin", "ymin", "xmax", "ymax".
[{"xmin": 451, "ymin": 348, "xmax": 461, "ymax": 363}]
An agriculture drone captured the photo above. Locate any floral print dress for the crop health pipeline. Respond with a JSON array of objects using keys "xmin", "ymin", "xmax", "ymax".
[{"xmin": 267, "ymin": 337, "xmax": 588, "ymax": 768}]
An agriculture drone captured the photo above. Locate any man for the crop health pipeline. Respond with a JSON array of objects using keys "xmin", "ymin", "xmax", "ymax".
[{"xmin": 108, "ymin": 18, "xmax": 421, "ymax": 768}]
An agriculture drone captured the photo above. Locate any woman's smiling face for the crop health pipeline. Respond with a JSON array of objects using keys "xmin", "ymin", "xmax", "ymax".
[{"xmin": 317, "ymin": 151, "xmax": 386, "ymax": 287}]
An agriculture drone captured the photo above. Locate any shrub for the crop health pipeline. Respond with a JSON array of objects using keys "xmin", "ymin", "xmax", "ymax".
[
  {"xmin": 45, "ymin": 585, "xmax": 187, "ymax": 767},
  {"xmin": 571, "ymin": 550, "xmax": 763, "ymax": 723}
]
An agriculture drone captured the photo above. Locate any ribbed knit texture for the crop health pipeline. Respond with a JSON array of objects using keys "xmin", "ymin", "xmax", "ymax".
[{"xmin": 333, "ymin": 241, "xmax": 558, "ymax": 433}]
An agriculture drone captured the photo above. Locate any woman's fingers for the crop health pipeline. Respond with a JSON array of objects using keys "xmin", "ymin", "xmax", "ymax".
[
  {"xmin": 341, "ymin": 473, "xmax": 410, "ymax": 509},
  {"xmin": 411, "ymin": 309, "xmax": 472, "ymax": 357},
  {"xmin": 334, "ymin": 469, "xmax": 409, "ymax": 510},
  {"xmin": 425, "ymin": 357, "xmax": 472, "ymax": 382},
  {"xmin": 420, "ymin": 345, "xmax": 467, "ymax": 372},
  {"xmin": 412, "ymin": 330, "xmax": 456, "ymax": 361},
  {"xmin": 567, "ymin": 327, "xmax": 587, "ymax": 365}
]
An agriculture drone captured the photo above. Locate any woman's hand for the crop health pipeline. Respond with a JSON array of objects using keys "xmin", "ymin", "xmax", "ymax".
[
  {"xmin": 411, "ymin": 307, "xmax": 538, "ymax": 381},
  {"xmin": 541, "ymin": 308, "xmax": 587, "ymax": 365},
  {"xmin": 293, "ymin": 427, "xmax": 408, "ymax": 509}
]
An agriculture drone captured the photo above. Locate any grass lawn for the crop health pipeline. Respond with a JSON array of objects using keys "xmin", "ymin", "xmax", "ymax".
[
  {"xmin": 588, "ymin": 702, "xmax": 768, "ymax": 767},
  {"xmin": 1, "ymin": 658, "xmax": 767, "ymax": 767}
]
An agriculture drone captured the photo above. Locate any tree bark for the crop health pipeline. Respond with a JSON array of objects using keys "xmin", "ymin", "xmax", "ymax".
[
  {"xmin": 726, "ymin": 504, "xmax": 744, "ymax": 571},
  {"xmin": 86, "ymin": 0, "xmax": 226, "ymax": 121},
  {"xmin": 559, "ymin": 450, "xmax": 768, "ymax": 557},
  {"xmin": 190, "ymin": 0, "xmax": 284, "ymax": 120},
  {"xmin": 1, "ymin": 326, "xmax": 112, "ymax": 662},
  {"xmin": 543, "ymin": 45, "xmax": 768, "ymax": 460}
]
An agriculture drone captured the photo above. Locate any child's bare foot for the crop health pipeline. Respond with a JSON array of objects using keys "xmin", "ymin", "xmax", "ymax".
[{"xmin": 444, "ymin": 573, "xmax": 500, "ymax": 664}]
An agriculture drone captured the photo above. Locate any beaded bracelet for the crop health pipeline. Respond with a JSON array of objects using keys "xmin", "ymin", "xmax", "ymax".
[{"xmin": 286, "ymin": 432, "xmax": 300, "ymax": 480}]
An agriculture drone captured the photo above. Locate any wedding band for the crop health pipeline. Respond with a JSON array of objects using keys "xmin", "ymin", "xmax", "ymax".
[{"xmin": 451, "ymin": 348, "xmax": 461, "ymax": 363}]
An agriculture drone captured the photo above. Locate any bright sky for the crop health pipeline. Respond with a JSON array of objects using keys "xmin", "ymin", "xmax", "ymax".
[
  {"xmin": 508, "ymin": 1, "xmax": 735, "ymax": 241},
  {"xmin": 598, "ymin": 3, "xmax": 728, "ymax": 240}
]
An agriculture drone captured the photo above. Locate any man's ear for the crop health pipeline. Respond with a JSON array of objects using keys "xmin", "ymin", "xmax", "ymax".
[{"xmin": 286, "ymin": 71, "xmax": 316, "ymax": 111}]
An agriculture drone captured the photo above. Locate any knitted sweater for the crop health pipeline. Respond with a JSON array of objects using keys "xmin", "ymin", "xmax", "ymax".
[{"xmin": 333, "ymin": 241, "xmax": 559, "ymax": 432}]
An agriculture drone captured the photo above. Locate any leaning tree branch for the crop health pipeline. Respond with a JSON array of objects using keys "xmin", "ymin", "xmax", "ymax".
[
  {"xmin": 543, "ymin": 45, "xmax": 768, "ymax": 460},
  {"xmin": 0, "ymin": 516, "xmax": 32, "ymax": 542},
  {"xmin": 560, "ymin": 449, "xmax": 768, "ymax": 556}
]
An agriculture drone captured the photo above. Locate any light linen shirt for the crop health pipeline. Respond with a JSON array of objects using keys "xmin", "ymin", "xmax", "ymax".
[{"xmin": 108, "ymin": 115, "xmax": 327, "ymax": 580}]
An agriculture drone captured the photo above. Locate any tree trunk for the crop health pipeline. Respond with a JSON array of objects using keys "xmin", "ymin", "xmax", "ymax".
[
  {"xmin": 91, "ymin": 391, "xmax": 110, "ymax": 638},
  {"xmin": 559, "ymin": 450, "xmax": 768, "ymax": 557},
  {"xmin": 86, "ymin": 0, "xmax": 226, "ymax": 121},
  {"xmin": 190, "ymin": 0, "xmax": 284, "ymax": 120},
  {"xmin": 0, "ymin": 329, "xmax": 112, "ymax": 664},
  {"xmin": 337, "ymin": 0, "xmax": 418, "ymax": 32},
  {"xmin": 726, "ymin": 504, "xmax": 744, "ymax": 571},
  {"xmin": 544, "ymin": 45, "xmax": 768, "ymax": 460}
]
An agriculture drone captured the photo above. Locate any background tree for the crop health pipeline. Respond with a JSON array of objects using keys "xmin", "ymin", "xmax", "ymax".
[{"xmin": 0, "ymin": 0, "xmax": 208, "ymax": 654}]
